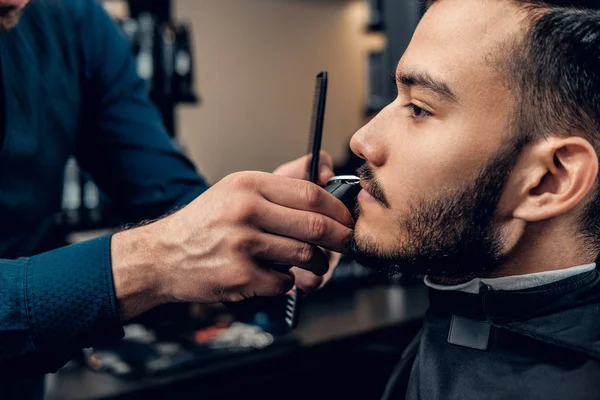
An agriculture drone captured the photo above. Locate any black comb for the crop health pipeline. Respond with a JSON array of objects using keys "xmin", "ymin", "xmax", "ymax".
[
  {"xmin": 307, "ymin": 72, "xmax": 328, "ymax": 183},
  {"xmin": 285, "ymin": 71, "xmax": 329, "ymax": 330}
]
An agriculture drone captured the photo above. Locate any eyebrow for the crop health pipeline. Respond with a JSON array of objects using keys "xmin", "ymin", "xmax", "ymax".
[{"xmin": 396, "ymin": 70, "xmax": 458, "ymax": 103}]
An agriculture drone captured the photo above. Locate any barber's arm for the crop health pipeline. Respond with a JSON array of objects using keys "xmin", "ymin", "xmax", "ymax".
[
  {"xmin": 111, "ymin": 172, "xmax": 352, "ymax": 319},
  {"xmin": 0, "ymin": 0, "xmax": 350, "ymax": 376},
  {"xmin": 70, "ymin": 0, "xmax": 342, "ymax": 295},
  {"xmin": 0, "ymin": 177, "xmax": 350, "ymax": 378}
]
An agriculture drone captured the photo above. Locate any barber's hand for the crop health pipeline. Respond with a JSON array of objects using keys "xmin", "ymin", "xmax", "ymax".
[
  {"xmin": 112, "ymin": 171, "xmax": 353, "ymax": 320},
  {"xmin": 290, "ymin": 251, "xmax": 342, "ymax": 295},
  {"xmin": 273, "ymin": 151, "xmax": 340, "ymax": 294},
  {"xmin": 273, "ymin": 150, "xmax": 335, "ymax": 187}
]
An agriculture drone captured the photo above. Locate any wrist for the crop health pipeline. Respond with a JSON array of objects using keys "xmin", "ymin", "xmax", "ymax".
[{"xmin": 111, "ymin": 226, "xmax": 167, "ymax": 321}]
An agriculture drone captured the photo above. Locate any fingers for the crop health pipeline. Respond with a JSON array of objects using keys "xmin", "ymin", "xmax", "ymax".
[
  {"xmin": 318, "ymin": 152, "xmax": 335, "ymax": 186},
  {"xmin": 318, "ymin": 170, "xmax": 335, "ymax": 187},
  {"xmin": 251, "ymin": 267, "xmax": 296, "ymax": 297},
  {"xmin": 291, "ymin": 267, "xmax": 324, "ymax": 295},
  {"xmin": 309, "ymin": 151, "xmax": 335, "ymax": 186},
  {"xmin": 292, "ymin": 250, "xmax": 340, "ymax": 296},
  {"xmin": 251, "ymin": 233, "xmax": 330, "ymax": 276},
  {"xmin": 254, "ymin": 174, "xmax": 354, "ymax": 228},
  {"xmin": 252, "ymin": 202, "xmax": 352, "ymax": 254},
  {"xmin": 318, "ymin": 150, "xmax": 334, "ymax": 170},
  {"xmin": 272, "ymin": 151, "xmax": 335, "ymax": 185}
]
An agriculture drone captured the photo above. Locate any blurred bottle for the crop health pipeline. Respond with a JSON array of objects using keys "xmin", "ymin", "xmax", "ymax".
[
  {"xmin": 158, "ymin": 23, "xmax": 175, "ymax": 99},
  {"xmin": 82, "ymin": 175, "xmax": 101, "ymax": 224},
  {"xmin": 62, "ymin": 158, "xmax": 81, "ymax": 227},
  {"xmin": 119, "ymin": 13, "xmax": 197, "ymax": 104},
  {"xmin": 172, "ymin": 23, "xmax": 196, "ymax": 102},
  {"xmin": 120, "ymin": 17, "xmax": 139, "ymax": 43},
  {"xmin": 137, "ymin": 12, "xmax": 156, "ymax": 94}
]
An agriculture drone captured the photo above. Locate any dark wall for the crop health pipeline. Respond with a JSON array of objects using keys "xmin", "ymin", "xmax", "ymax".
[
  {"xmin": 382, "ymin": 0, "xmax": 423, "ymax": 103},
  {"xmin": 335, "ymin": 0, "xmax": 423, "ymax": 175}
]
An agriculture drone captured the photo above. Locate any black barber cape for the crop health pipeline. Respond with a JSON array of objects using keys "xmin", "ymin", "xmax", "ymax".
[{"xmin": 399, "ymin": 269, "xmax": 600, "ymax": 399}]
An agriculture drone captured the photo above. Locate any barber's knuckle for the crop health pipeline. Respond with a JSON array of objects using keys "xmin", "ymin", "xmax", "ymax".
[
  {"xmin": 297, "ymin": 243, "xmax": 315, "ymax": 265},
  {"xmin": 231, "ymin": 232, "xmax": 257, "ymax": 254},
  {"xmin": 278, "ymin": 275, "xmax": 295, "ymax": 294},
  {"xmin": 228, "ymin": 171, "xmax": 257, "ymax": 190},
  {"xmin": 303, "ymin": 276, "xmax": 322, "ymax": 293},
  {"xmin": 229, "ymin": 198, "xmax": 258, "ymax": 222},
  {"xmin": 307, "ymin": 215, "xmax": 327, "ymax": 242},
  {"xmin": 302, "ymin": 184, "xmax": 322, "ymax": 208},
  {"xmin": 221, "ymin": 172, "xmax": 239, "ymax": 186}
]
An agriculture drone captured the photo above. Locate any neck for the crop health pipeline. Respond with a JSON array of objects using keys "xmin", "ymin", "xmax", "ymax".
[
  {"xmin": 430, "ymin": 220, "xmax": 598, "ymax": 285},
  {"xmin": 486, "ymin": 219, "xmax": 597, "ymax": 279}
]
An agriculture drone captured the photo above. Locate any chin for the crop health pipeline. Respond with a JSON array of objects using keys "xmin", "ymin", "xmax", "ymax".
[
  {"xmin": 354, "ymin": 217, "xmax": 402, "ymax": 250},
  {"xmin": 350, "ymin": 229, "xmax": 402, "ymax": 278}
]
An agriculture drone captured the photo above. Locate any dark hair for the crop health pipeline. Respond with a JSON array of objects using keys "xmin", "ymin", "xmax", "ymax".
[
  {"xmin": 427, "ymin": 0, "xmax": 600, "ymax": 7},
  {"xmin": 513, "ymin": 3, "xmax": 600, "ymax": 250},
  {"xmin": 428, "ymin": 0, "xmax": 600, "ymax": 251}
]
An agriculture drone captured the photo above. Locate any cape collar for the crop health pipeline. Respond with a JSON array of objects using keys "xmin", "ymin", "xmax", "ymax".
[
  {"xmin": 424, "ymin": 263, "xmax": 596, "ymax": 294},
  {"xmin": 428, "ymin": 269, "xmax": 600, "ymax": 360}
]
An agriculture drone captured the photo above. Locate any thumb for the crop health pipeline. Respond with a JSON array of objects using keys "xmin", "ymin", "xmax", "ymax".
[{"xmin": 317, "ymin": 151, "xmax": 335, "ymax": 186}]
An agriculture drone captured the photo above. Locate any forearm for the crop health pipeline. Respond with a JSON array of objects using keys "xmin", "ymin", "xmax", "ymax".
[{"xmin": 111, "ymin": 226, "xmax": 168, "ymax": 321}]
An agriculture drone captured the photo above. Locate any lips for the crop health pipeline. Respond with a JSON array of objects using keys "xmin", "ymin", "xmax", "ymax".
[{"xmin": 360, "ymin": 180, "xmax": 376, "ymax": 198}]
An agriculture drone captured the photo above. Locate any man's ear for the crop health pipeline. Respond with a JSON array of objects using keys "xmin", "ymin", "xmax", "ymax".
[{"xmin": 512, "ymin": 136, "xmax": 598, "ymax": 222}]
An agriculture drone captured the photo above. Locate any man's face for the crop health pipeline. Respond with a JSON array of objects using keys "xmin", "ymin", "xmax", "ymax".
[
  {"xmin": 349, "ymin": 0, "xmax": 527, "ymax": 281},
  {"xmin": 0, "ymin": 0, "xmax": 29, "ymax": 33}
]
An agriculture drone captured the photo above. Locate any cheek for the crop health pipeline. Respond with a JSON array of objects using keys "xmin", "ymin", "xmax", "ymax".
[
  {"xmin": 381, "ymin": 119, "xmax": 501, "ymax": 212},
  {"xmin": 354, "ymin": 104, "xmax": 507, "ymax": 246}
]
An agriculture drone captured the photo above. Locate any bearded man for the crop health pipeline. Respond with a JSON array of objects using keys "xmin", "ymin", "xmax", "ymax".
[{"xmin": 349, "ymin": 0, "xmax": 600, "ymax": 398}]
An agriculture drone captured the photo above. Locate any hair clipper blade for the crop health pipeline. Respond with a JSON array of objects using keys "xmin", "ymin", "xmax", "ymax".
[{"xmin": 325, "ymin": 175, "xmax": 361, "ymax": 212}]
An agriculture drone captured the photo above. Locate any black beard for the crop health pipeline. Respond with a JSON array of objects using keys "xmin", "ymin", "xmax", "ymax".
[{"xmin": 350, "ymin": 140, "xmax": 525, "ymax": 283}]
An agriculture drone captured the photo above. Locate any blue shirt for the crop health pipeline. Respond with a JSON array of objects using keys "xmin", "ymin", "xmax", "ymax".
[{"xmin": 0, "ymin": 0, "xmax": 208, "ymax": 383}]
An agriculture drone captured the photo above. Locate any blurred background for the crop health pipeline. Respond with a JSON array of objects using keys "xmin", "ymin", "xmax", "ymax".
[
  {"xmin": 46, "ymin": 1, "xmax": 429, "ymax": 399},
  {"xmin": 103, "ymin": 0, "xmax": 422, "ymax": 182}
]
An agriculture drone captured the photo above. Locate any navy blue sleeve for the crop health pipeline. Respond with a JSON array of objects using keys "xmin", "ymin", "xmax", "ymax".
[
  {"xmin": 0, "ymin": 1, "xmax": 210, "ymax": 375},
  {"xmin": 0, "ymin": 235, "xmax": 124, "ymax": 375},
  {"xmin": 71, "ymin": 0, "xmax": 209, "ymax": 222}
]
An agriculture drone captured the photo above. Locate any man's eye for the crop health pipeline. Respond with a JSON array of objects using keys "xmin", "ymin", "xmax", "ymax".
[{"xmin": 403, "ymin": 103, "xmax": 432, "ymax": 120}]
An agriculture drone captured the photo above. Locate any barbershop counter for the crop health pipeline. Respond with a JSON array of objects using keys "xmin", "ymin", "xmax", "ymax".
[{"xmin": 46, "ymin": 283, "xmax": 429, "ymax": 400}]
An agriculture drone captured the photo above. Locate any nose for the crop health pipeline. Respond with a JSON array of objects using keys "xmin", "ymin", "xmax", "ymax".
[{"xmin": 350, "ymin": 114, "xmax": 387, "ymax": 167}]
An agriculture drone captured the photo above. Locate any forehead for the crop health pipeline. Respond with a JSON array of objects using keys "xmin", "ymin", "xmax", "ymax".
[{"xmin": 399, "ymin": 0, "xmax": 525, "ymax": 100}]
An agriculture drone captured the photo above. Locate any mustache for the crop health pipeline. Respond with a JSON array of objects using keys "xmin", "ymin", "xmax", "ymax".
[{"xmin": 357, "ymin": 163, "xmax": 390, "ymax": 208}]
